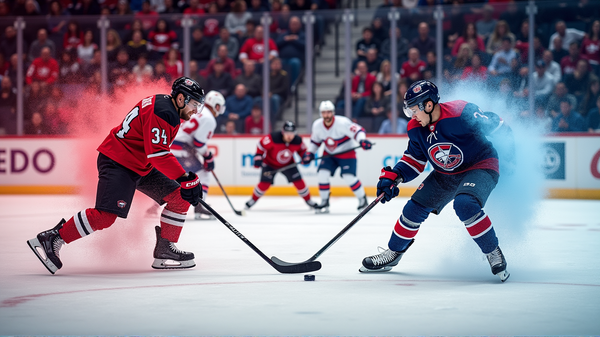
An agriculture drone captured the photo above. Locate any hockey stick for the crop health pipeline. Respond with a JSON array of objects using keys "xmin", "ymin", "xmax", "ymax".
[
  {"xmin": 211, "ymin": 170, "xmax": 244, "ymax": 216},
  {"xmin": 199, "ymin": 199, "xmax": 322, "ymax": 274},
  {"xmin": 263, "ymin": 144, "xmax": 371, "ymax": 177},
  {"xmin": 270, "ymin": 178, "xmax": 402, "ymax": 266}
]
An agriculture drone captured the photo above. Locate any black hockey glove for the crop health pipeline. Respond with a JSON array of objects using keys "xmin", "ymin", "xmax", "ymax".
[
  {"xmin": 176, "ymin": 172, "xmax": 202, "ymax": 206},
  {"xmin": 302, "ymin": 152, "xmax": 314, "ymax": 165},
  {"xmin": 203, "ymin": 152, "xmax": 214, "ymax": 171},
  {"xmin": 253, "ymin": 154, "xmax": 263, "ymax": 168},
  {"xmin": 377, "ymin": 166, "xmax": 402, "ymax": 204},
  {"xmin": 359, "ymin": 139, "xmax": 373, "ymax": 150}
]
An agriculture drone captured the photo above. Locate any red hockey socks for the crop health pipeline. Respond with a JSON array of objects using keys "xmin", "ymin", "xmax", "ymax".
[
  {"xmin": 293, "ymin": 179, "xmax": 311, "ymax": 201},
  {"xmin": 159, "ymin": 189, "xmax": 190, "ymax": 243},
  {"xmin": 59, "ymin": 209, "xmax": 118, "ymax": 244},
  {"xmin": 252, "ymin": 182, "xmax": 271, "ymax": 201}
]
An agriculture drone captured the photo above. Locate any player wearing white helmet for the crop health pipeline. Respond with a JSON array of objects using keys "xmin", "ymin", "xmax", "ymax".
[
  {"xmin": 302, "ymin": 100, "xmax": 373, "ymax": 213},
  {"xmin": 149, "ymin": 90, "xmax": 226, "ymax": 220}
]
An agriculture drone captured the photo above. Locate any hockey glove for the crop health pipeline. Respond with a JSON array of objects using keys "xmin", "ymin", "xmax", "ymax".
[
  {"xmin": 203, "ymin": 152, "xmax": 214, "ymax": 171},
  {"xmin": 176, "ymin": 172, "xmax": 203, "ymax": 206},
  {"xmin": 377, "ymin": 166, "xmax": 402, "ymax": 204},
  {"xmin": 253, "ymin": 154, "xmax": 263, "ymax": 168},
  {"xmin": 360, "ymin": 139, "xmax": 373, "ymax": 150},
  {"xmin": 302, "ymin": 152, "xmax": 314, "ymax": 165}
]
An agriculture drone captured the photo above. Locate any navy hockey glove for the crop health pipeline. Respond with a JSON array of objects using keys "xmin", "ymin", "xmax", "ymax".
[
  {"xmin": 359, "ymin": 139, "xmax": 372, "ymax": 150},
  {"xmin": 176, "ymin": 172, "xmax": 203, "ymax": 206},
  {"xmin": 302, "ymin": 152, "xmax": 314, "ymax": 165},
  {"xmin": 253, "ymin": 154, "xmax": 263, "ymax": 168},
  {"xmin": 203, "ymin": 152, "xmax": 214, "ymax": 171},
  {"xmin": 377, "ymin": 166, "xmax": 402, "ymax": 204}
]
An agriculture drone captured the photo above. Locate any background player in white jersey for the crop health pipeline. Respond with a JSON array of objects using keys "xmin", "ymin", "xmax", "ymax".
[
  {"xmin": 302, "ymin": 100, "xmax": 373, "ymax": 213},
  {"xmin": 171, "ymin": 90, "xmax": 225, "ymax": 219}
]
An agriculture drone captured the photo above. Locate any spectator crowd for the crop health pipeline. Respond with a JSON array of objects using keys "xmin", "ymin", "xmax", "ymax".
[{"xmin": 0, "ymin": 0, "xmax": 599, "ymax": 135}]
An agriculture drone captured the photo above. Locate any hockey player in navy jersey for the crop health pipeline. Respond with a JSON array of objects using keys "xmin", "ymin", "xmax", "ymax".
[
  {"xmin": 360, "ymin": 80, "xmax": 513, "ymax": 282},
  {"xmin": 303, "ymin": 100, "xmax": 373, "ymax": 213}
]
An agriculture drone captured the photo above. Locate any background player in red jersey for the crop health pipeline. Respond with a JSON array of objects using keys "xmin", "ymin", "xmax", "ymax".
[
  {"xmin": 361, "ymin": 80, "xmax": 514, "ymax": 282},
  {"xmin": 27, "ymin": 77, "xmax": 206, "ymax": 274},
  {"xmin": 245, "ymin": 121, "xmax": 318, "ymax": 210}
]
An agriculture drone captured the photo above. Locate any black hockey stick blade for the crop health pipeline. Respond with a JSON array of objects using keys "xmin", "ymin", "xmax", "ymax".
[
  {"xmin": 211, "ymin": 171, "xmax": 244, "ymax": 216},
  {"xmin": 199, "ymin": 199, "xmax": 321, "ymax": 273},
  {"xmin": 271, "ymin": 177, "xmax": 398, "ymax": 266}
]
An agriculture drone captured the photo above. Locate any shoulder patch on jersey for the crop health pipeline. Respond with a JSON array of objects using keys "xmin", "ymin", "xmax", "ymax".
[
  {"xmin": 438, "ymin": 100, "xmax": 468, "ymax": 121},
  {"xmin": 153, "ymin": 95, "xmax": 180, "ymax": 127}
]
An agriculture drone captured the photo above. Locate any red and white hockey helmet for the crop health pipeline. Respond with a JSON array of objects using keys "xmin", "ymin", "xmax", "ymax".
[
  {"xmin": 319, "ymin": 100, "xmax": 335, "ymax": 116},
  {"xmin": 204, "ymin": 90, "xmax": 226, "ymax": 115}
]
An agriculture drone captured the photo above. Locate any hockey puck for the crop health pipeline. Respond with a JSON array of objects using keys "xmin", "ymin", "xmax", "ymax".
[{"xmin": 304, "ymin": 274, "xmax": 315, "ymax": 281}]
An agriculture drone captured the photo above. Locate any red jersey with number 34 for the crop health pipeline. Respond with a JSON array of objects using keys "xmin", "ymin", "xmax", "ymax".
[{"xmin": 97, "ymin": 94, "xmax": 186, "ymax": 180}]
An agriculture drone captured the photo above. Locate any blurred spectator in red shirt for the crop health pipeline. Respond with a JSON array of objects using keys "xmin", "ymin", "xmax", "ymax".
[
  {"xmin": 581, "ymin": 20, "xmax": 600, "ymax": 69},
  {"xmin": 148, "ymin": 19, "xmax": 179, "ymax": 60},
  {"xmin": 401, "ymin": 48, "xmax": 426, "ymax": 85},
  {"xmin": 239, "ymin": 25, "xmax": 278, "ymax": 66},
  {"xmin": 63, "ymin": 20, "xmax": 84, "ymax": 51},
  {"xmin": 461, "ymin": 53, "xmax": 488, "ymax": 82},
  {"xmin": 164, "ymin": 48, "xmax": 183, "ymax": 80},
  {"xmin": 135, "ymin": 0, "xmax": 159, "ymax": 31},
  {"xmin": 451, "ymin": 23, "xmax": 485, "ymax": 57},
  {"xmin": 245, "ymin": 104, "xmax": 266, "ymax": 134},
  {"xmin": 26, "ymin": 47, "xmax": 59, "ymax": 87}
]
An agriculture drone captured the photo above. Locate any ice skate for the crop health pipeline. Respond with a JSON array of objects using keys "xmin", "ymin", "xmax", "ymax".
[
  {"xmin": 27, "ymin": 219, "xmax": 66, "ymax": 274},
  {"xmin": 245, "ymin": 198, "xmax": 256, "ymax": 210},
  {"xmin": 152, "ymin": 226, "xmax": 195, "ymax": 269},
  {"xmin": 314, "ymin": 198, "xmax": 330, "ymax": 214},
  {"xmin": 486, "ymin": 246, "xmax": 510, "ymax": 282},
  {"xmin": 194, "ymin": 203, "xmax": 215, "ymax": 220},
  {"xmin": 357, "ymin": 196, "xmax": 368, "ymax": 211},
  {"xmin": 360, "ymin": 239, "xmax": 414, "ymax": 272},
  {"xmin": 305, "ymin": 199, "xmax": 318, "ymax": 209}
]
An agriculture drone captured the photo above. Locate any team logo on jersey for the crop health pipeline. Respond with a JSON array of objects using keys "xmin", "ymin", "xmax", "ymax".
[
  {"xmin": 428, "ymin": 143, "xmax": 464, "ymax": 171},
  {"xmin": 324, "ymin": 137, "xmax": 337, "ymax": 152},
  {"xmin": 117, "ymin": 200, "xmax": 127, "ymax": 209},
  {"xmin": 276, "ymin": 149, "xmax": 293, "ymax": 164}
]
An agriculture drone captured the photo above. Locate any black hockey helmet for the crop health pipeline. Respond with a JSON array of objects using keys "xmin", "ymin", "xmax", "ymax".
[
  {"xmin": 403, "ymin": 80, "xmax": 440, "ymax": 118},
  {"xmin": 171, "ymin": 76, "xmax": 205, "ymax": 107},
  {"xmin": 282, "ymin": 120, "xmax": 296, "ymax": 133}
]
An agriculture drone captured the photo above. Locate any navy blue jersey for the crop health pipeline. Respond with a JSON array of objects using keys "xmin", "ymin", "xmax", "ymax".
[{"xmin": 395, "ymin": 100, "xmax": 504, "ymax": 182}]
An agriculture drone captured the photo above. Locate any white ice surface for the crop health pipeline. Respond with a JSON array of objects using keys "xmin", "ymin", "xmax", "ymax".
[{"xmin": 0, "ymin": 194, "xmax": 599, "ymax": 335}]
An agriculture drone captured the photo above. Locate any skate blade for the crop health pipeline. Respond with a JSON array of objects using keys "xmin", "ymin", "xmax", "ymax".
[
  {"xmin": 358, "ymin": 265, "xmax": 393, "ymax": 273},
  {"xmin": 496, "ymin": 269, "xmax": 510, "ymax": 282},
  {"xmin": 27, "ymin": 238, "xmax": 58, "ymax": 274},
  {"xmin": 152, "ymin": 258, "xmax": 196, "ymax": 269},
  {"xmin": 315, "ymin": 208, "xmax": 330, "ymax": 214}
]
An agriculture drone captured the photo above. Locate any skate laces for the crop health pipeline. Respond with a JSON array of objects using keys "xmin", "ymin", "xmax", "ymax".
[
  {"xmin": 486, "ymin": 247, "xmax": 502, "ymax": 266},
  {"xmin": 168, "ymin": 242, "xmax": 187, "ymax": 254},
  {"xmin": 370, "ymin": 247, "xmax": 399, "ymax": 266},
  {"xmin": 53, "ymin": 237, "xmax": 65, "ymax": 258}
]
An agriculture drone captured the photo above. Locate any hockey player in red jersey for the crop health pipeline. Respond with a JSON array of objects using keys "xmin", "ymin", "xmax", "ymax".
[
  {"xmin": 27, "ymin": 77, "xmax": 206, "ymax": 274},
  {"xmin": 360, "ymin": 80, "xmax": 514, "ymax": 282},
  {"xmin": 245, "ymin": 121, "xmax": 319, "ymax": 210}
]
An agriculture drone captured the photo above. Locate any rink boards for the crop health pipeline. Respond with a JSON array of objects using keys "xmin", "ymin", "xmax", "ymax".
[{"xmin": 0, "ymin": 134, "xmax": 599, "ymax": 199}]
